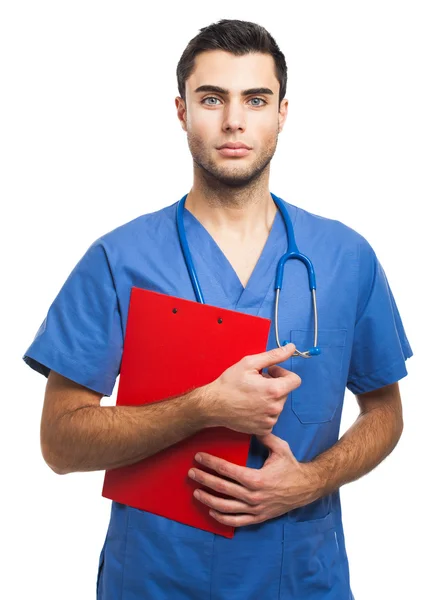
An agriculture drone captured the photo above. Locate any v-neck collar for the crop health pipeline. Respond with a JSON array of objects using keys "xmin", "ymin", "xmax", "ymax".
[{"xmin": 180, "ymin": 197, "xmax": 294, "ymax": 313}]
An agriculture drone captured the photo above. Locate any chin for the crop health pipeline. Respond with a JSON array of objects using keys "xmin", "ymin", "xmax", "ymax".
[{"xmin": 215, "ymin": 173, "xmax": 259, "ymax": 188}]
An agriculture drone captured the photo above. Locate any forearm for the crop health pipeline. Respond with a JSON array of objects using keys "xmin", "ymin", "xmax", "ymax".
[
  {"xmin": 308, "ymin": 402, "xmax": 403, "ymax": 498},
  {"xmin": 44, "ymin": 386, "xmax": 213, "ymax": 474}
]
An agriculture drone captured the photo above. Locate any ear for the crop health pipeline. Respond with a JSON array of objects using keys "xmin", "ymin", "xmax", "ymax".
[
  {"xmin": 278, "ymin": 98, "xmax": 288, "ymax": 133},
  {"xmin": 175, "ymin": 97, "xmax": 188, "ymax": 132}
]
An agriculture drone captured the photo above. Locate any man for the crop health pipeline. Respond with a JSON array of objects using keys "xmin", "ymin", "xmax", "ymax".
[{"xmin": 22, "ymin": 18, "xmax": 412, "ymax": 600}]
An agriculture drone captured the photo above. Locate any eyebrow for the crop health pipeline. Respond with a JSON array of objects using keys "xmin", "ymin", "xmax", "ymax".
[{"xmin": 194, "ymin": 85, "xmax": 274, "ymax": 96}]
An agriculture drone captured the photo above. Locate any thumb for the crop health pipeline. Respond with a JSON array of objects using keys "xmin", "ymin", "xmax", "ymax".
[
  {"xmin": 256, "ymin": 432, "xmax": 290, "ymax": 455},
  {"xmin": 249, "ymin": 343, "xmax": 296, "ymax": 371}
]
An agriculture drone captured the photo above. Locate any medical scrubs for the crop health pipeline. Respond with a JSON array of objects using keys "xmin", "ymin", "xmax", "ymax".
[{"xmin": 22, "ymin": 193, "xmax": 413, "ymax": 599}]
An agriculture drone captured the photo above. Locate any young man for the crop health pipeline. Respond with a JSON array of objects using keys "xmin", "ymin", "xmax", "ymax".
[{"xmin": 23, "ymin": 19, "xmax": 412, "ymax": 600}]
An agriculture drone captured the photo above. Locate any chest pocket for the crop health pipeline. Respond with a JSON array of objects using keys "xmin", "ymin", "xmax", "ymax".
[{"xmin": 290, "ymin": 329, "xmax": 347, "ymax": 424}]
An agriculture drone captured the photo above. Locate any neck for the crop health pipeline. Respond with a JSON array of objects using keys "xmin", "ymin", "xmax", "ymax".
[{"xmin": 184, "ymin": 169, "xmax": 277, "ymax": 240}]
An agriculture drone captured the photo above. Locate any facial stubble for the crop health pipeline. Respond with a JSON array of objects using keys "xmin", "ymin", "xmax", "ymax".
[{"xmin": 187, "ymin": 127, "xmax": 279, "ymax": 190}]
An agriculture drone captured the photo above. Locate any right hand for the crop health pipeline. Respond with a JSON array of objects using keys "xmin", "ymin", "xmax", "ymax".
[{"xmin": 203, "ymin": 343, "xmax": 302, "ymax": 435}]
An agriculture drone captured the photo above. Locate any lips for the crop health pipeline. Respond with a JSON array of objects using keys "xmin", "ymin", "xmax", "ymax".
[
  {"xmin": 218, "ymin": 142, "xmax": 251, "ymax": 150},
  {"xmin": 217, "ymin": 148, "xmax": 251, "ymax": 157},
  {"xmin": 217, "ymin": 142, "xmax": 252, "ymax": 157}
]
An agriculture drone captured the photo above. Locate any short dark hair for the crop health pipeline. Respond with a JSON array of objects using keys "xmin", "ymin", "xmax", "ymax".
[{"xmin": 176, "ymin": 19, "xmax": 287, "ymax": 109}]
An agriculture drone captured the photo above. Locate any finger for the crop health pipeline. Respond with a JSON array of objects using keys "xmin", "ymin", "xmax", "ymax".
[
  {"xmin": 194, "ymin": 453, "xmax": 259, "ymax": 489},
  {"xmin": 209, "ymin": 510, "xmax": 262, "ymax": 527},
  {"xmin": 245, "ymin": 344, "xmax": 296, "ymax": 371},
  {"xmin": 267, "ymin": 365, "xmax": 293, "ymax": 378},
  {"xmin": 261, "ymin": 371, "xmax": 273, "ymax": 379},
  {"xmin": 189, "ymin": 467, "xmax": 255, "ymax": 504},
  {"xmin": 193, "ymin": 488, "xmax": 257, "ymax": 514},
  {"xmin": 266, "ymin": 368, "xmax": 301, "ymax": 396},
  {"xmin": 255, "ymin": 432, "xmax": 291, "ymax": 454}
]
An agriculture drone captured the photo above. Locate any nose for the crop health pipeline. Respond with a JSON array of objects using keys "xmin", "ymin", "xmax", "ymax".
[{"xmin": 221, "ymin": 99, "xmax": 246, "ymax": 133}]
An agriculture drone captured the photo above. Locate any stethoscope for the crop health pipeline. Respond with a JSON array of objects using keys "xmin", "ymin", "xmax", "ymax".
[{"xmin": 176, "ymin": 192, "xmax": 321, "ymax": 358}]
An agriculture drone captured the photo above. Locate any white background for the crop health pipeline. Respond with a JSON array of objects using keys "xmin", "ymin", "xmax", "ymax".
[{"xmin": 1, "ymin": 1, "xmax": 436, "ymax": 599}]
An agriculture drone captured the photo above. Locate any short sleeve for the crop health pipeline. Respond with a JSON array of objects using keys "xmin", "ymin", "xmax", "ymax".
[
  {"xmin": 346, "ymin": 239, "xmax": 413, "ymax": 395},
  {"xmin": 22, "ymin": 238, "xmax": 123, "ymax": 397}
]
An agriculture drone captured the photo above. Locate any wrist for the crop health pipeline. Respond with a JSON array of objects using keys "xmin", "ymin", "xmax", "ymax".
[
  {"xmin": 302, "ymin": 460, "xmax": 328, "ymax": 501},
  {"xmin": 189, "ymin": 383, "xmax": 220, "ymax": 429}
]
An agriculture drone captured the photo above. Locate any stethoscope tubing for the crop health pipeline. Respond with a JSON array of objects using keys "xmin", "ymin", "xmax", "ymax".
[{"xmin": 176, "ymin": 192, "xmax": 320, "ymax": 357}]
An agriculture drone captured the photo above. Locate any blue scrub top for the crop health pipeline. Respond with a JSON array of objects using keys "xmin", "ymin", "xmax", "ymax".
[{"xmin": 23, "ymin": 194, "xmax": 413, "ymax": 600}]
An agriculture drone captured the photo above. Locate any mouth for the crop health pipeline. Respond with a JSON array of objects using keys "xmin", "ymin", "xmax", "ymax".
[{"xmin": 216, "ymin": 147, "xmax": 251, "ymax": 158}]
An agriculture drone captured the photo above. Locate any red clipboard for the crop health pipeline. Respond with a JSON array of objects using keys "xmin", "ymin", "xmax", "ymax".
[{"xmin": 102, "ymin": 287, "xmax": 271, "ymax": 538}]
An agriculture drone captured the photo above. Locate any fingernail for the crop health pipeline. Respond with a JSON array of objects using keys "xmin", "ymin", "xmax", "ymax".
[
  {"xmin": 195, "ymin": 454, "xmax": 202, "ymax": 463},
  {"xmin": 194, "ymin": 490, "xmax": 201, "ymax": 499},
  {"xmin": 188, "ymin": 469, "xmax": 196, "ymax": 479}
]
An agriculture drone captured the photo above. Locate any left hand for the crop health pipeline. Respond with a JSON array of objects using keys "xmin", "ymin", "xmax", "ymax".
[{"xmin": 188, "ymin": 433, "xmax": 322, "ymax": 527}]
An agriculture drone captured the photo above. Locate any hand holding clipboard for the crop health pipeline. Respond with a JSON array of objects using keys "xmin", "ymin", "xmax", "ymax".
[
  {"xmin": 102, "ymin": 288, "xmax": 300, "ymax": 538},
  {"xmin": 200, "ymin": 342, "xmax": 300, "ymax": 436}
]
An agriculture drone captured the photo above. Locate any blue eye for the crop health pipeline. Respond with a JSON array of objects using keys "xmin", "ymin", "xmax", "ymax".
[
  {"xmin": 201, "ymin": 96, "xmax": 267, "ymax": 106},
  {"xmin": 202, "ymin": 97, "xmax": 221, "ymax": 105}
]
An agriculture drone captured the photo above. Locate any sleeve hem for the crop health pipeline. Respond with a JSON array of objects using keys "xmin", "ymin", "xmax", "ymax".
[
  {"xmin": 22, "ymin": 344, "xmax": 117, "ymax": 397},
  {"xmin": 346, "ymin": 354, "xmax": 413, "ymax": 395}
]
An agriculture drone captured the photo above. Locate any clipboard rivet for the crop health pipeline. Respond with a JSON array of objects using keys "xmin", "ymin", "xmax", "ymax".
[
  {"xmin": 217, "ymin": 318, "xmax": 223, "ymax": 324},
  {"xmin": 172, "ymin": 308, "xmax": 178, "ymax": 314}
]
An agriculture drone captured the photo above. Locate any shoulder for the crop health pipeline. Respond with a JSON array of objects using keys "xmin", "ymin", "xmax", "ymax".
[
  {"xmin": 101, "ymin": 202, "xmax": 175, "ymax": 244},
  {"xmin": 83, "ymin": 202, "xmax": 177, "ymax": 261},
  {"xmin": 283, "ymin": 198, "xmax": 375, "ymax": 258}
]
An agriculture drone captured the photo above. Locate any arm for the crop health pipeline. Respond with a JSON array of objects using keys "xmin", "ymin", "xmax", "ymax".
[
  {"xmin": 41, "ymin": 371, "xmax": 213, "ymax": 475},
  {"xmin": 308, "ymin": 382, "xmax": 404, "ymax": 496},
  {"xmin": 42, "ymin": 344, "xmax": 299, "ymax": 477},
  {"xmin": 181, "ymin": 381, "xmax": 405, "ymax": 527}
]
